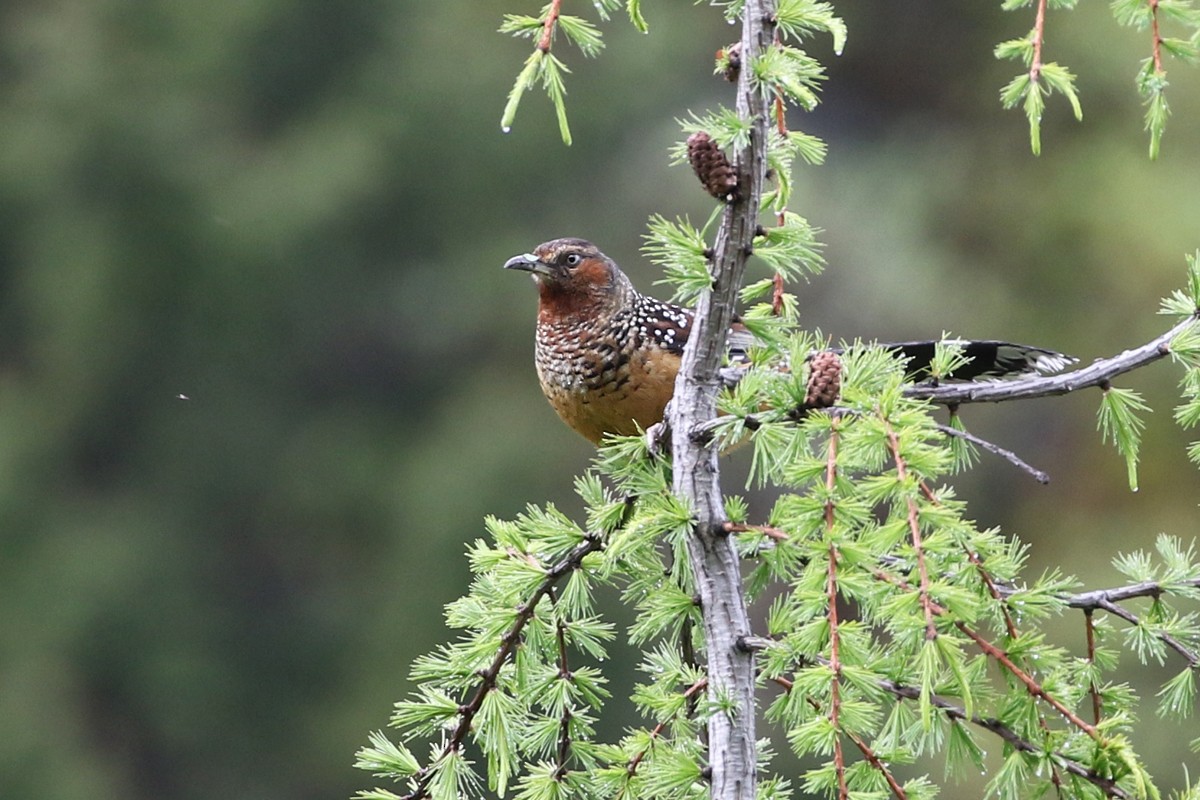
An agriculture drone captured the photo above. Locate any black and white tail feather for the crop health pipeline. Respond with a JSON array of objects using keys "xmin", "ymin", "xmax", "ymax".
[
  {"xmin": 720, "ymin": 336, "xmax": 1077, "ymax": 387},
  {"xmin": 872, "ymin": 339, "xmax": 1077, "ymax": 381}
]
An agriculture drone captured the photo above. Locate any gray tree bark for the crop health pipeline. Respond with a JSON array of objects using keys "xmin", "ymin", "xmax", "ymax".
[{"xmin": 666, "ymin": 2, "xmax": 777, "ymax": 799}]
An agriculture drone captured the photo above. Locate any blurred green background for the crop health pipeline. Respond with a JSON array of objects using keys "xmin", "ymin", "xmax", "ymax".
[{"xmin": 0, "ymin": 2, "xmax": 1197, "ymax": 798}]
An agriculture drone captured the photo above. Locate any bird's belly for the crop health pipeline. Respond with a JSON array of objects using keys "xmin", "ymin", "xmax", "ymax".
[{"xmin": 534, "ymin": 341, "xmax": 681, "ymax": 444}]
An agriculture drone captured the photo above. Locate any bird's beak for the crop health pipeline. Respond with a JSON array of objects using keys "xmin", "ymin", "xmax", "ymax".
[{"xmin": 504, "ymin": 252, "xmax": 554, "ymax": 278}]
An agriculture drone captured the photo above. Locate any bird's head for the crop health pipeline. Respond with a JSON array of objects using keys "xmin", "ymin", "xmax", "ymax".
[{"xmin": 504, "ymin": 238, "xmax": 635, "ymax": 319}]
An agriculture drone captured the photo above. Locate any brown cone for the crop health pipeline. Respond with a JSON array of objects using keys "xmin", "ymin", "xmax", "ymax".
[
  {"xmin": 805, "ymin": 351, "xmax": 842, "ymax": 409},
  {"xmin": 686, "ymin": 131, "xmax": 739, "ymax": 201}
]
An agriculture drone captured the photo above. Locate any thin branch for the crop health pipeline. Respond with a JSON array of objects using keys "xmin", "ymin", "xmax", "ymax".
[
  {"xmin": 824, "ymin": 420, "xmax": 848, "ymax": 800},
  {"xmin": 554, "ymin": 615, "xmax": 573, "ymax": 779},
  {"xmin": 954, "ymin": 620, "xmax": 1101, "ymax": 740},
  {"xmin": 1094, "ymin": 597, "xmax": 1200, "ymax": 668},
  {"xmin": 844, "ymin": 730, "xmax": 907, "ymax": 800},
  {"xmin": 959, "ymin": 537, "xmax": 1022, "ymax": 641},
  {"xmin": 912, "ymin": 474, "xmax": 1094, "ymax": 753},
  {"xmin": 934, "ymin": 421, "xmax": 1050, "ymax": 484},
  {"xmin": 916, "ymin": 478, "xmax": 1024, "ymax": 639},
  {"xmin": 1070, "ymin": 579, "xmax": 1200, "ymax": 669},
  {"xmin": 867, "ymin": 555, "xmax": 1105, "ymax": 741},
  {"xmin": 623, "ymin": 678, "xmax": 709, "ymax": 779},
  {"xmin": 1086, "ymin": 610, "xmax": 1104, "ymax": 726},
  {"xmin": 777, "ymin": 675, "xmax": 909, "ymax": 800},
  {"xmin": 905, "ymin": 315, "xmax": 1198, "ymax": 405},
  {"xmin": 1067, "ymin": 577, "xmax": 1200, "ymax": 607},
  {"xmin": 723, "ymin": 521, "xmax": 790, "ymax": 541}
]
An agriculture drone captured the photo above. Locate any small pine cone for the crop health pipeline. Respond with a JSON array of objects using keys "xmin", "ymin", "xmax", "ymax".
[
  {"xmin": 805, "ymin": 351, "xmax": 842, "ymax": 409},
  {"xmin": 716, "ymin": 42, "xmax": 741, "ymax": 82},
  {"xmin": 686, "ymin": 131, "xmax": 739, "ymax": 201}
]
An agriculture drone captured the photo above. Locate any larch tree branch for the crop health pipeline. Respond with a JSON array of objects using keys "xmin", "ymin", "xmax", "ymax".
[{"xmin": 666, "ymin": 1, "xmax": 776, "ymax": 798}]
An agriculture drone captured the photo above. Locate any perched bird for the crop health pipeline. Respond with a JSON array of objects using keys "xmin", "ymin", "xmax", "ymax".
[{"xmin": 505, "ymin": 238, "xmax": 1075, "ymax": 444}]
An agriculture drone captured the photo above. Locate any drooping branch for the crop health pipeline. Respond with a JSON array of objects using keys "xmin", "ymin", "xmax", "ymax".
[
  {"xmin": 877, "ymin": 679, "xmax": 1133, "ymax": 800},
  {"xmin": 401, "ymin": 532, "xmax": 605, "ymax": 800},
  {"xmin": 666, "ymin": 1, "xmax": 776, "ymax": 798},
  {"xmin": 758, "ymin": 653, "xmax": 1132, "ymax": 799}
]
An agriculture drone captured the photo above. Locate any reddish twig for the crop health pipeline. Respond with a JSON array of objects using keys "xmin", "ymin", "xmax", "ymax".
[
  {"xmin": 770, "ymin": 666, "xmax": 1127, "ymax": 799},
  {"xmin": 917, "ymin": 484, "xmax": 1022, "ymax": 640},
  {"xmin": 824, "ymin": 420, "xmax": 848, "ymax": 799},
  {"xmin": 1149, "ymin": 0, "xmax": 1164, "ymax": 73},
  {"xmin": 771, "ymin": 272, "xmax": 786, "ymax": 316},
  {"xmin": 867, "ymin": 554, "xmax": 1104, "ymax": 743},
  {"xmin": 623, "ymin": 678, "xmax": 709, "ymax": 778},
  {"xmin": 538, "ymin": 0, "xmax": 563, "ymax": 53},
  {"xmin": 723, "ymin": 521, "xmax": 790, "ymax": 541},
  {"xmin": 770, "ymin": 673, "xmax": 908, "ymax": 800},
  {"xmin": 1030, "ymin": 0, "xmax": 1048, "ymax": 82},
  {"xmin": 884, "ymin": 418, "xmax": 938, "ymax": 640},
  {"xmin": 845, "ymin": 730, "xmax": 908, "ymax": 800},
  {"xmin": 954, "ymin": 621, "xmax": 1101, "ymax": 741}
]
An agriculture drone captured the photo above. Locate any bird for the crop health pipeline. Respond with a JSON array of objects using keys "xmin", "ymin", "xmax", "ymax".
[{"xmin": 505, "ymin": 238, "xmax": 1075, "ymax": 444}]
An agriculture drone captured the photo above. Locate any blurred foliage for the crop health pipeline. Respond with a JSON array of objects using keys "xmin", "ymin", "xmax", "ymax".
[{"xmin": 0, "ymin": 2, "xmax": 1196, "ymax": 799}]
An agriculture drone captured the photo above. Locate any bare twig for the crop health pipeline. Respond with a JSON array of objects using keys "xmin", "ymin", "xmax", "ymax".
[
  {"xmin": 934, "ymin": 421, "xmax": 1050, "ymax": 483},
  {"xmin": 1067, "ymin": 577, "xmax": 1200, "ymax": 607}
]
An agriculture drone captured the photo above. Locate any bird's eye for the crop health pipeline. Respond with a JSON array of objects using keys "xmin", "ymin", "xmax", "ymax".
[{"xmin": 564, "ymin": 253, "xmax": 583, "ymax": 267}]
